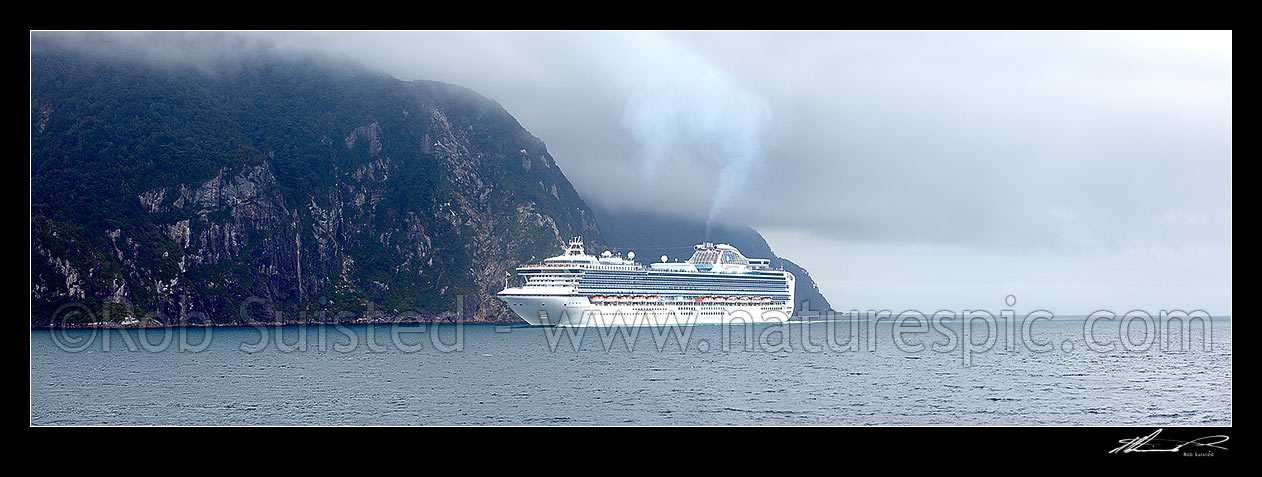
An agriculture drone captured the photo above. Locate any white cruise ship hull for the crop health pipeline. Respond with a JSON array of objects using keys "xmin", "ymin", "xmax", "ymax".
[{"xmin": 498, "ymin": 294, "xmax": 792, "ymax": 327}]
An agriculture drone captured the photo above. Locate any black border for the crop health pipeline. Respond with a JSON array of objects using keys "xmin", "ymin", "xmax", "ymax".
[
  {"xmin": 27, "ymin": 19, "xmax": 1233, "ymax": 472},
  {"xmin": 26, "ymin": 426, "xmax": 1235, "ymax": 467},
  {"xmin": 25, "ymin": 5, "xmax": 1236, "ymax": 31}
]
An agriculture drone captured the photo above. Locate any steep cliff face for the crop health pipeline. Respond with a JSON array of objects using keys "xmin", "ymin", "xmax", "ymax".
[{"xmin": 31, "ymin": 39, "xmax": 603, "ymax": 325}]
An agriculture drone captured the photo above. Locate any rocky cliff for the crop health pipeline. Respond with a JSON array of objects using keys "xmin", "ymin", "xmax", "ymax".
[{"xmin": 31, "ymin": 37, "xmax": 604, "ymax": 325}]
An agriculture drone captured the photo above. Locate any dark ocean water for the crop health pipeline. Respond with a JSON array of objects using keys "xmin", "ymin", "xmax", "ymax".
[{"xmin": 30, "ymin": 315, "xmax": 1231, "ymax": 425}]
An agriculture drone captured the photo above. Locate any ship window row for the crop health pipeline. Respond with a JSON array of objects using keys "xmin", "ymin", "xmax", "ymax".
[
  {"xmin": 579, "ymin": 290, "xmax": 789, "ymax": 296},
  {"xmin": 579, "ymin": 290, "xmax": 788, "ymax": 296},
  {"xmin": 588, "ymin": 299, "xmax": 790, "ymax": 304},
  {"xmin": 582, "ymin": 270, "xmax": 786, "ymax": 280},
  {"xmin": 577, "ymin": 284, "xmax": 787, "ymax": 291},
  {"xmin": 582, "ymin": 277, "xmax": 787, "ymax": 286},
  {"xmin": 590, "ymin": 299, "xmax": 789, "ymax": 305},
  {"xmin": 578, "ymin": 275, "xmax": 783, "ymax": 281},
  {"xmin": 582, "ymin": 293, "xmax": 791, "ymax": 299},
  {"xmin": 578, "ymin": 280, "xmax": 785, "ymax": 287},
  {"xmin": 591, "ymin": 305, "xmax": 794, "ymax": 310},
  {"xmin": 578, "ymin": 276, "xmax": 787, "ymax": 285}
]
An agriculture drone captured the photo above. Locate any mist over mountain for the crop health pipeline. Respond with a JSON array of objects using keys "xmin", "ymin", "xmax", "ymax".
[
  {"xmin": 31, "ymin": 36, "xmax": 605, "ymax": 324},
  {"xmin": 30, "ymin": 33, "xmax": 831, "ymax": 325}
]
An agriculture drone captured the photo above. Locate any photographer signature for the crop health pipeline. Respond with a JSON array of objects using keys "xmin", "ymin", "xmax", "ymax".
[{"xmin": 1110, "ymin": 429, "xmax": 1229, "ymax": 454}]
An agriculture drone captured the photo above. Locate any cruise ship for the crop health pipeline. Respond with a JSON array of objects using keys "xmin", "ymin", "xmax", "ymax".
[{"xmin": 497, "ymin": 237, "xmax": 795, "ymax": 326}]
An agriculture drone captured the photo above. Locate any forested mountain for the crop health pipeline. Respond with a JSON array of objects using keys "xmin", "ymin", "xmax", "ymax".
[
  {"xmin": 30, "ymin": 35, "xmax": 833, "ymax": 326},
  {"xmin": 31, "ymin": 37, "xmax": 603, "ymax": 325}
]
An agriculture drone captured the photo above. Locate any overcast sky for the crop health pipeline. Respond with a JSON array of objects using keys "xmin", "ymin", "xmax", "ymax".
[{"xmin": 40, "ymin": 31, "xmax": 1232, "ymax": 314}]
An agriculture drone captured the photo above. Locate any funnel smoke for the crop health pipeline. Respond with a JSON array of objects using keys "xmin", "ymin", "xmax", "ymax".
[{"xmin": 580, "ymin": 31, "xmax": 772, "ymax": 239}]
